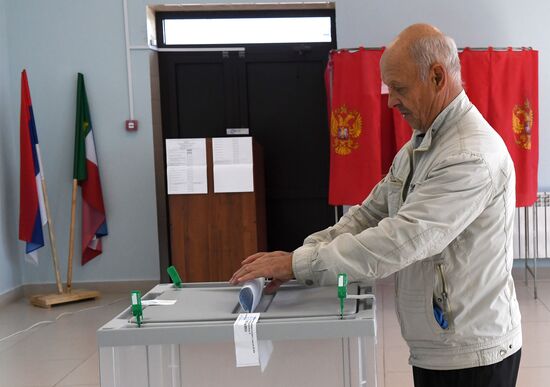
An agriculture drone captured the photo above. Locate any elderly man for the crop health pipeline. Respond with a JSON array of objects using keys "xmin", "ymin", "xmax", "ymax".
[{"xmin": 230, "ymin": 24, "xmax": 521, "ymax": 387}]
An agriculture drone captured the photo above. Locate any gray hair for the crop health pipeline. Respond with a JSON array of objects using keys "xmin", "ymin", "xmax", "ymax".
[{"xmin": 408, "ymin": 34, "xmax": 462, "ymax": 85}]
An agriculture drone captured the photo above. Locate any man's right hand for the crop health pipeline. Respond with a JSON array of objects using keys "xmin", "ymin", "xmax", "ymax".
[{"xmin": 229, "ymin": 251, "xmax": 294, "ymax": 294}]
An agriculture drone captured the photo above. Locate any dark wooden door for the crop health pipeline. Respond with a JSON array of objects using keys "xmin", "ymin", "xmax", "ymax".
[
  {"xmin": 243, "ymin": 48, "xmax": 334, "ymax": 250},
  {"xmin": 159, "ymin": 44, "xmax": 335, "ymax": 280}
]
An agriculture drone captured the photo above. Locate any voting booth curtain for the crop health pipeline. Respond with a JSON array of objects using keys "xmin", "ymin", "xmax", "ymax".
[
  {"xmin": 461, "ymin": 48, "xmax": 539, "ymax": 207},
  {"xmin": 326, "ymin": 48, "xmax": 538, "ymax": 207}
]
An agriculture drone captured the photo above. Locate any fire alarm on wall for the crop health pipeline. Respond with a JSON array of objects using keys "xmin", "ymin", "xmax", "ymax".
[{"xmin": 125, "ymin": 120, "xmax": 138, "ymax": 131}]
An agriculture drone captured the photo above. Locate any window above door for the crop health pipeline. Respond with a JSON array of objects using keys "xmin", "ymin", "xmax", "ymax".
[{"xmin": 156, "ymin": 9, "xmax": 336, "ymax": 49}]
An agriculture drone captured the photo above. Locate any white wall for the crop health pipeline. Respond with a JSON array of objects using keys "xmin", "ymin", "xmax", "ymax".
[
  {"xmin": 0, "ymin": 0, "xmax": 22, "ymax": 295},
  {"xmin": 0, "ymin": 0, "xmax": 548, "ymax": 294},
  {"xmin": 3, "ymin": 0, "xmax": 160, "ymax": 290}
]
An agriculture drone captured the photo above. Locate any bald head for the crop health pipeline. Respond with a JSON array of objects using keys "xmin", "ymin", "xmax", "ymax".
[
  {"xmin": 380, "ymin": 24, "xmax": 463, "ymax": 131},
  {"xmin": 382, "ymin": 23, "xmax": 461, "ymax": 86}
]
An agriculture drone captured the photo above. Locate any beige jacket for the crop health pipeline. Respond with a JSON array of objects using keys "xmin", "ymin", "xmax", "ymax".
[{"xmin": 292, "ymin": 91, "xmax": 522, "ymax": 370}]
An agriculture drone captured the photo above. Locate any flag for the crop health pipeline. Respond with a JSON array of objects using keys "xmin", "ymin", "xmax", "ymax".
[
  {"xmin": 74, "ymin": 73, "xmax": 108, "ymax": 264},
  {"xmin": 488, "ymin": 48, "xmax": 538, "ymax": 207},
  {"xmin": 19, "ymin": 70, "xmax": 47, "ymax": 264},
  {"xmin": 327, "ymin": 49, "xmax": 384, "ymax": 205},
  {"xmin": 460, "ymin": 48, "xmax": 539, "ymax": 207}
]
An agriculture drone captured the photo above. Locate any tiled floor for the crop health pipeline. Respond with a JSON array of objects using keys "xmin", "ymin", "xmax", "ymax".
[{"xmin": 0, "ymin": 270, "xmax": 549, "ymax": 387}]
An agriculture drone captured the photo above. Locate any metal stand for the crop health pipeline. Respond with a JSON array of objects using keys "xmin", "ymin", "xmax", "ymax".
[{"xmin": 521, "ymin": 193, "xmax": 550, "ymax": 299}]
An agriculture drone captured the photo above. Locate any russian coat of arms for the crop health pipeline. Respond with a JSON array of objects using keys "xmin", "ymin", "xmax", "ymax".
[
  {"xmin": 512, "ymin": 99, "xmax": 533, "ymax": 150},
  {"xmin": 330, "ymin": 105, "xmax": 362, "ymax": 156}
]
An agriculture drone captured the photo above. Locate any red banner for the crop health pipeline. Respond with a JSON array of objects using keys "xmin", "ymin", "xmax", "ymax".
[
  {"xmin": 327, "ymin": 49, "xmax": 384, "ymax": 205},
  {"xmin": 460, "ymin": 48, "xmax": 539, "ymax": 207},
  {"xmin": 489, "ymin": 49, "xmax": 538, "ymax": 207},
  {"xmin": 459, "ymin": 49, "xmax": 491, "ymax": 118}
]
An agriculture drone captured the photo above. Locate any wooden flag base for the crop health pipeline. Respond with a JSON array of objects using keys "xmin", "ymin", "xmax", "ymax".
[{"xmin": 29, "ymin": 289, "xmax": 101, "ymax": 308}]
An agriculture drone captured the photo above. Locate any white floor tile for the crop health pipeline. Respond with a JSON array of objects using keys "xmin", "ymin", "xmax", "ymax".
[{"xmin": 57, "ymin": 352, "xmax": 99, "ymax": 386}]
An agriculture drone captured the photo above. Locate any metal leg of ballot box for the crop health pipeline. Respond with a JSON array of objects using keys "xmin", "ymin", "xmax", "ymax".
[{"xmin": 341, "ymin": 336, "xmax": 377, "ymax": 387}]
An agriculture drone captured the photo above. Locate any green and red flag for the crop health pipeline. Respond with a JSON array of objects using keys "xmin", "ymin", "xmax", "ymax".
[{"xmin": 74, "ymin": 73, "xmax": 108, "ymax": 264}]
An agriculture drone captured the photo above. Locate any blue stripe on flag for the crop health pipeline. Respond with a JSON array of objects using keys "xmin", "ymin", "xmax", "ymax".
[
  {"xmin": 96, "ymin": 221, "xmax": 108, "ymax": 238},
  {"xmin": 25, "ymin": 211, "xmax": 44, "ymax": 254},
  {"xmin": 28, "ymin": 106, "xmax": 41, "ymax": 174}
]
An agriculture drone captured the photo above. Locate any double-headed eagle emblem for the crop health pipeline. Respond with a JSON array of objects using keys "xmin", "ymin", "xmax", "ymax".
[
  {"xmin": 512, "ymin": 99, "xmax": 533, "ymax": 150},
  {"xmin": 330, "ymin": 105, "xmax": 362, "ymax": 155}
]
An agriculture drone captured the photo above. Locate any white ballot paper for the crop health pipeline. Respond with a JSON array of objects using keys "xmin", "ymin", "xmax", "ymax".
[
  {"xmin": 165, "ymin": 138, "xmax": 207, "ymax": 194},
  {"xmin": 234, "ymin": 313, "xmax": 260, "ymax": 367},
  {"xmin": 233, "ymin": 313, "xmax": 273, "ymax": 371},
  {"xmin": 239, "ymin": 277, "xmax": 265, "ymax": 313},
  {"xmin": 212, "ymin": 137, "xmax": 254, "ymax": 193}
]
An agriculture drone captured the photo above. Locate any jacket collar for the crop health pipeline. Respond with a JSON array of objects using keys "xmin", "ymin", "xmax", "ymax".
[{"xmin": 413, "ymin": 90, "xmax": 471, "ymax": 151}]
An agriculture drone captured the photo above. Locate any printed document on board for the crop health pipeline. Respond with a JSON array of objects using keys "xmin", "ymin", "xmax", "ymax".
[
  {"xmin": 165, "ymin": 138, "xmax": 207, "ymax": 194},
  {"xmin": 212, "ymin": 137, "xmax": 254, "ymax": 193}
]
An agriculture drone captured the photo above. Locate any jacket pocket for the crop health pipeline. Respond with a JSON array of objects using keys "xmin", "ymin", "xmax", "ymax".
[
  {"xmin": 434, "ymin": 263, "xmax": 455, "ymax": 332},
  {"xmin": 396, "ymin": 262, "xmax": 453, "ymax": 342}
]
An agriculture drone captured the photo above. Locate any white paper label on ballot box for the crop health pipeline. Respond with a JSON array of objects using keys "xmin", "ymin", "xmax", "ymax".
[{"xmin": 234, "ymin": 313, "xmax": 261, "ymax": 367}]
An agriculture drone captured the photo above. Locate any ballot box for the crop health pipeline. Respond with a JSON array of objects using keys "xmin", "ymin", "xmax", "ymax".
[{"xmin": 97, "ymin": 281, "xmax": 377, "ymax": 387}]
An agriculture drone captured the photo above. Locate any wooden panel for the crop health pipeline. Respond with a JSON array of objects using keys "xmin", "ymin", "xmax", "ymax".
[{"xmin": 169, "ymin": 139, "xmax": 266, "ymax": 282}]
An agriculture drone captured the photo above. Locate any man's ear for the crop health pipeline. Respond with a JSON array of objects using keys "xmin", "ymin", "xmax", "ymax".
[{"xmin": 431, "ymin": 64, "xmax": 446, "ymax": 90}]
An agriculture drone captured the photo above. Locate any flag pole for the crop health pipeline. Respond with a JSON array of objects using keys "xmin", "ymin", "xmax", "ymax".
[
  {"xmin": 66, "ymin": 179, "xmax": 78, "ymax": 292},
  {"xmin": 36, "ymin": 148, "xmax": 63, "ymax": 294}
]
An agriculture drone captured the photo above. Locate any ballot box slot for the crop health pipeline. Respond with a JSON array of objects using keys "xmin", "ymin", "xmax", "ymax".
[{"xmin": 232, "ymin": 292, "xmax": 276, "ymax": 314}]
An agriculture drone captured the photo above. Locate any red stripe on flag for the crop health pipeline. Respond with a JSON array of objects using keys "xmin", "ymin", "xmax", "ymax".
[
  {"xmin": 81, "ymin": 199, "xmax": 104, "ymax": 265},
  {"xmin": 81, "ymin": 160, "xmax": 105, "ymax": 212},
  {"xmin": 19, "ymin": 70, "xmax": 39, "ymax": 242},
  {"xmin": 80, "ymin": 160, "xmax": 106, "ymax": 265}
]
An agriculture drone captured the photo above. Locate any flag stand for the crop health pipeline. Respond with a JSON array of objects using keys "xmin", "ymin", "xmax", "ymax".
[
  {"xmin": 29, "ymin": 176, "xmax": 100, "ymax": 308},
  {"xmin": 29, "ymin": 180, "xmax": 100, "ymax": 308}
]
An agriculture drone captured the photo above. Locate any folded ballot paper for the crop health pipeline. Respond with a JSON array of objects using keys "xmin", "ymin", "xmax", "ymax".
[
  {"xmin": 235, "ymin": 277, "xmax": 273, "ymax": 371},
  {"xmin": 238, "ymin": 277, "xmax": 265, "ymax": 312}
]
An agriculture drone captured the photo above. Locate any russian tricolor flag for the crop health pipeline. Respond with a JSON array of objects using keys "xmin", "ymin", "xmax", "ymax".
[{"xmin": 19, "ymin": 70, "xmax": 47, "ymax": 264}]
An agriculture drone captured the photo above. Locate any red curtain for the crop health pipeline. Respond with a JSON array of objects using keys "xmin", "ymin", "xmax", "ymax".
[
  {"xmin": 460, "ymin": 48, "xmax": 539, "ymax": 207},
  {"xmin": 327, "ymin": 48, "xmax": 539, "ymax": 207},
  {"xmin": 327, "ymin": 49, "xmax": 411, "ymax": 205},
  {"xmin": 460, "ymin": 48, "xmax": 491, "ymax": 117},
  {"xmin": 327, "ymin": 49, "xmax": 383, "ymax": 205}
]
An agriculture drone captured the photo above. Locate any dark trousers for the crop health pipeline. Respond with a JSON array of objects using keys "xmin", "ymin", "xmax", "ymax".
[{"xmin": 413, "ymin": 349, "xmax": 521, "ymax": 387}]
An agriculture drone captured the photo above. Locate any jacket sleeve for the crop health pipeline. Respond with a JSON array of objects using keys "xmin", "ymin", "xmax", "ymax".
[{"xmin": 292, "ymin": 152, "xmax": 495, "ymax": 285}]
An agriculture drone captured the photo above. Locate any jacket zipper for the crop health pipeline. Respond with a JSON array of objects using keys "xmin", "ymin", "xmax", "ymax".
[
  {"xmin": 436, "ymin": 263, "xmax": 454, "ymax": 330},
  {"xmin": 402, "ymin": 147, "xmax": 414, "ymax": 202},
  {"xmin": 394, "ymin": 272, "xmax": 403, "ymax": 326}
]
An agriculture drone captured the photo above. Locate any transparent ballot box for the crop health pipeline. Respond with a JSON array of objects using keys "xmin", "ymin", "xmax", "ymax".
[{"xmin": 97, "ymin": 281, "xmax": 377, "ymax": 387}]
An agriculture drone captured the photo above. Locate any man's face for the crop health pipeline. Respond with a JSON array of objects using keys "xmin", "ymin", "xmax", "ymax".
[{"xmin": 381, "ymin": 51, "xmax": 437, "ymax": 131}]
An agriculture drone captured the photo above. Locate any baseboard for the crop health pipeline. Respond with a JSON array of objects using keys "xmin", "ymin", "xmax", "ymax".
[
  {"xmin": 21, "ymin": 280, "xmax": 159, "ymax": 298},
  {"xmin": 513, "ymin": 259, "xmax": 550, "ymax": 280},
  {"xmin": 0, "ymin": 286, "xmax": 24, "ymax": 308}
]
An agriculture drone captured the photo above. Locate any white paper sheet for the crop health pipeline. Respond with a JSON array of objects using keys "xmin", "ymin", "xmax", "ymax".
[
  {"xmin": 212, "ymin": 137, "xmax": 254, "ymax": 193},
  {"xmin": 165, "ymin": 139, "xmax": 207, "ymax": 194},
  {"xmin": 233, "ymin": 313, "xmax": 261, "ymax": 367}
]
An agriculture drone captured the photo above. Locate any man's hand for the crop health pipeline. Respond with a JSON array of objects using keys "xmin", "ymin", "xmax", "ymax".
[{"xmin": 229, "ymin": 251, "xmax": 294, "ymax": 294}]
